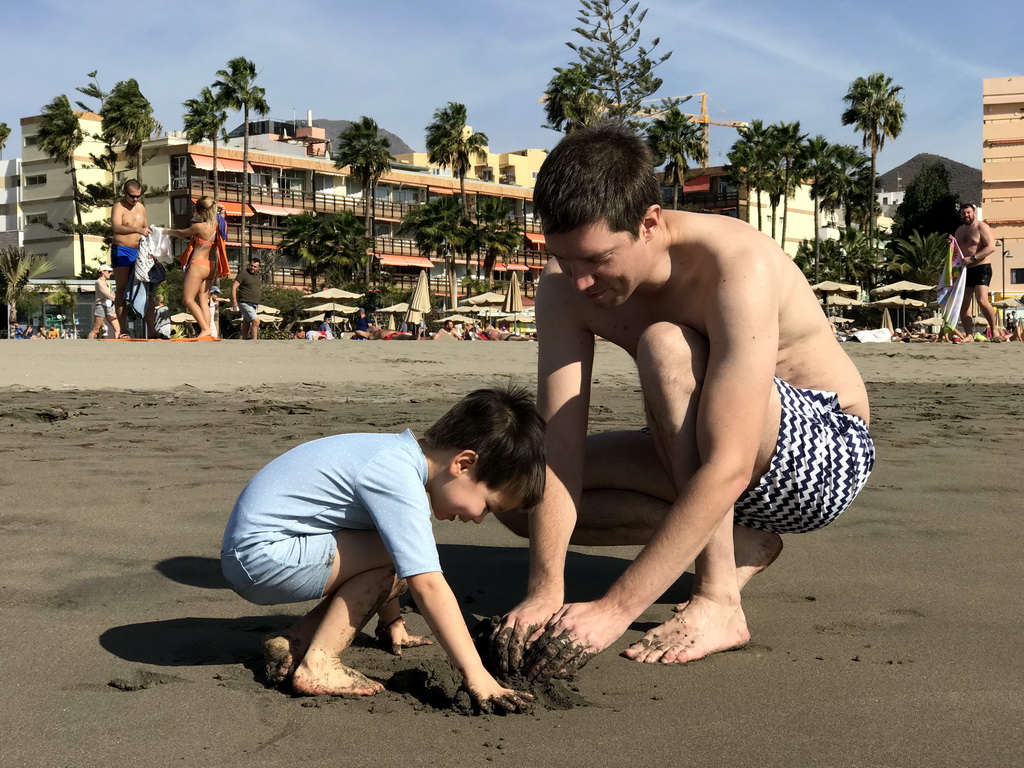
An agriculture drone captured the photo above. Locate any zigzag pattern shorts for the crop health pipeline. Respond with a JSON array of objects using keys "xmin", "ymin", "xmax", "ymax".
[{"xmin": 733, "ymin": 378, "xmax": 874, "ymax": 534}]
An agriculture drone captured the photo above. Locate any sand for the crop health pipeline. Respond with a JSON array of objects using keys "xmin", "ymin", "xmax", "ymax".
[{"xmin": 1, "ymin": 339, "xmax": 1022, "ymax": 767}]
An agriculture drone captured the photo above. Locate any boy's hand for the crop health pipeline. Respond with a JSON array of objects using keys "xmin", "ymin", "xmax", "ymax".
[
  {"xmin": 375, "ymin": 616, "xmax": 433, "ymax": 656},
  {"xmin": 467, "ymin": 677, "xmax": 534, "ymax": 714},
  {"xmin": 491, "ymin": 596, "xmax": 560, "ymax": 675}
]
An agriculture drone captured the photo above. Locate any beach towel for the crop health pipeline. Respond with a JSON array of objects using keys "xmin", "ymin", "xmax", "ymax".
[
  {"xmin": 937, "ymin": 236, "xmax": 967, "ymax": 333},
  {"xmin": 143, "ymin": 226, "xmax": 174, "ymax": 265}
]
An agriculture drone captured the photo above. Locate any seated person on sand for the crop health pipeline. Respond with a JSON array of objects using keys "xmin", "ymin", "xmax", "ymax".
[
  {"xmin": 433, "ymin": 319, "xmax": 461, "ymax": 341},
  {"xmin": 220, "ymin": 387, "xmax": 544, "ymax": 711}
]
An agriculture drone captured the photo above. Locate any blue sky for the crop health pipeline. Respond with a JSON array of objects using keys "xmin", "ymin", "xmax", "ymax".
[{"xmin": 3, "ymin": 0, "xmax": 1020, "ymax": 171}]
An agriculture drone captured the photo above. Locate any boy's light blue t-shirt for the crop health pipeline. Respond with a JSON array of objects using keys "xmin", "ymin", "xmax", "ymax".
[{"xmin": 222, "ymin": 430, "xmax": 441, "ymax": 579}]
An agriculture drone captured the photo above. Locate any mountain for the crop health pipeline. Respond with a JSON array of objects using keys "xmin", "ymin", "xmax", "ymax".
[
  {"xmin": 312, "ymin": 120, "xmax": 414, "ymax": 155},
  {"xmin": 878, "ymin": 153, "xmax": 981, "ymax": 204}
]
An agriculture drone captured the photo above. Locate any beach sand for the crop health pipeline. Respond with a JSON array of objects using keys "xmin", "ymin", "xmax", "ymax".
[{"xmin": 1, "ymin": 340, "xmax": 1022, "ymax": 767}]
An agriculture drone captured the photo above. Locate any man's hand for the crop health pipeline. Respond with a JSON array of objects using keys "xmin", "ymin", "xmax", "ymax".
[
  {"xmin": 490, "ymin": 596, "xmax": 561, "ymax": 677},
  {"xmin": 523, "ymin": 600, "xmax": 631, "ymax": 682},
  {"xmin": 141, "ymin": 226, "xmax": 152, "ymax": 236}
]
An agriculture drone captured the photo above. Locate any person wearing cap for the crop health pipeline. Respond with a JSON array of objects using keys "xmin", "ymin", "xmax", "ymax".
[
  {"xmin": 208, "ymin": 284, "xmax": 228, "ymax": 339},
  {"xmin": 351, "ymin": 307, "xmax": 375, "ymax": 340},
  {"xmin": 87, "ymin": 264, "xmax": 121, "ymax": 340},
  {"xmin": 232, "ymin": 256, "xmax": 262, "ymax": 340}
]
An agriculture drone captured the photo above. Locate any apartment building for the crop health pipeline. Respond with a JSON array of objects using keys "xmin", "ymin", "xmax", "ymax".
[
  {"xmin": 982, "ymin": 76, "xmax": 1024, "ymax": 298},
  {"xmin": 12, "ymin": 112, "xmax": 550, "ymax": 297}
]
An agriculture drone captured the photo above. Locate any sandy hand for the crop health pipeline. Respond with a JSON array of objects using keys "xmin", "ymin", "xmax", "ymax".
[
  {"xmin": 468, "ymin": 679, "xmax": 534, "ymax": 714},
  {"xmin": 376, "ymin": 616, "xmax": 433, "ymax": 656},
  {"xmin": 490, "ymin": 598, "xmax": 559, "ymax": 676},
  {"xmin": 522, "ymin": 627, "xmax": 596, "ymax": 682}
]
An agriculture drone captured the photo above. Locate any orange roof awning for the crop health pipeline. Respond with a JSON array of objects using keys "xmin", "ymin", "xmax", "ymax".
[
  {"xmin": 525, "ymin": 233, "xmax": 546, "ymax": 245},
  {"xmin": 495, "ymin": 263, "xmax": 529, "ymax": 271},
  {"xmin": 378, "ymin": 254, "xmax": 435, "ymax": 269},
  {"xmin": 249, "ymin": 202, "xmax": 303, "ymax": 217},
  {"xmin": 428, "ymin": 186, "xmax": 455, "ymax": 195},
  {"xmin": 193, "ymin": 198, "xmax": 253, "ymax": 217},
  {"xmin": 189, "ymin": 153, "xmax": 254, "ymax": 173}
]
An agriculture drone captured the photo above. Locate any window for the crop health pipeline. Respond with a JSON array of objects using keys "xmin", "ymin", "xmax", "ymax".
[
  {"xmin": 171, "ymin": 156, "xmax": 188, "ymax": 189},
  {"xmin": 24, "ymin": 135, "xmax": 38, "ymax": 147},
  {"xmin": 1011, "ymin": 268, "xmax": 1024, "ymax": 285},
  {"xmin": 25, "ymin": 213, "xmax": 49, "ymax": 225},
  {"xmin": 25, "ymin": 174, "xmax": 47, "ymax": 186}
]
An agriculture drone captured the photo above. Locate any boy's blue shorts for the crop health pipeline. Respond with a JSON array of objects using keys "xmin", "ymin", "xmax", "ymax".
[{"xmin": 221, "ymin": 534, "xmax": 337, "ymax": 605}]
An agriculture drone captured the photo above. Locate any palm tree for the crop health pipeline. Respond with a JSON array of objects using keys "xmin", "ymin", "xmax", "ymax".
[
  {"xmin": 335, "ymin": 116, "xmax": 395, "ymax": 286},
  {"xmin": 425, "ymin": 102, "xmax": 489, "ymax": 216},
  {"xmin": 726, "ymin": 119, "xmax": 773, "ymax": 233},
  {"xmin": 215, "ymin": 58, "xmax": 270, "ymax": 267},
  {"xmin": 279, "ymin": 211, "xmax": 369, "ymax": 290},
  {"xmin": 885, "ymin": 231, "xmax": 948, "ymax": 285},
  {"xmin": 804, "ymin": 135, "xmax": 832, "ymax": 281},
  {"xmin": 473, "ymin": 197, "xmax": 523, "ymax": 284},
  {"xmin": 542, "ymin": 63, "xmax": 605, "ymax": 134},
  {"xmin": 37, "ymin": 95, "xmax": 87, "ymax": 273},
  {"xmin": 399, "ymin": 196, "xmax": 464, "ymax": 304},
  {"xmin": 100, "ymin": 78, "xmax": 156, "ymax": 177},
  {"xmin": 0, "ymin": 123, "xmax": 10, "ymax": 160},
  {"xmin": 841, "ymin": 72, "xmax": 906, "ymax": 254},
  {"xmin": 183, "ymin": 87, "xmax": 228, "ymax": 205},
  {"xmin": 774, "ymin": 121, "xmax": 806, "ymax": 249},
  {"xmin": 646, "ymin": 102, "xmax": 707, "ymax": 209},
  {"xmin": 0, "ymin": 245, "xmax": 53, "ymax": 336}
]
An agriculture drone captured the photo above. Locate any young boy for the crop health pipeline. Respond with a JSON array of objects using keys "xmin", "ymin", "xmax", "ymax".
[{"xmin": 221, "ymin": 386, "xmax": 544, "ymax": 711}]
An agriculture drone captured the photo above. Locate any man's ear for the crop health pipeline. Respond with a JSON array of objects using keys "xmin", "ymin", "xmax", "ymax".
[
  {"xmin": 450, "ymin": 449, "xmax": 478, "ymax": 476},
  {"xmin": 639, "ymin": 204, "xmax": 662, "ymax": 243}
]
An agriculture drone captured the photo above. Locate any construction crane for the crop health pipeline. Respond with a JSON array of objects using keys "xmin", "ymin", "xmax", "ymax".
[
  {"xmin": 538, "ymin": 91, "xmax": 746, "ymax": 162},
  {"xmin": 640, "ymin": 94, "xmax": 747, "ymax": 162}
]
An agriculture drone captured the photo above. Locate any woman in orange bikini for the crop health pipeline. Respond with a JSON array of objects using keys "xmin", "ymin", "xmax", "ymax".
[{"xmin": 166, "ymin": 196, "xmax": 220, "ymax": 337}]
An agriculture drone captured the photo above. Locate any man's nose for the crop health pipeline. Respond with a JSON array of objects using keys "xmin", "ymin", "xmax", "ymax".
[{"xmin": 573, "ymin": 267, "xmax": 595, "ymax": 292}]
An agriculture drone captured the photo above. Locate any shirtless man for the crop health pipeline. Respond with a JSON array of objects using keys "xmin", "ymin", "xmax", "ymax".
[
  {"xmin": 491, "ymin": 122, "xmax": 875, "ymax": 679},
  {"xmin": 111, "ymin": 180, "xmax": 152, "ymax": 337},
  {"xmin": 954, "ymin": 203, "xmax": 1000, "ymax": 340}
]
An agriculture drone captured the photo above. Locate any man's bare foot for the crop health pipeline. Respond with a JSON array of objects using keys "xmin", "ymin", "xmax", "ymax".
[
  {"xmin": 262, "ymin": 633, "xmax": 308, "ymax": 684},
  {"xmin": 375, "ymin": 616, "xmax": 433, "ymax": 656},
  {"xmin": 624, "ymin": 594, "xmax": 750, "ymax": 664},
  {"xmin": 674, "ymin": 527, "xmax": 782, "ymax": 612},
  {"xmin": 291, "ymin": 653, "xmax": 384, "ymax": 696}
]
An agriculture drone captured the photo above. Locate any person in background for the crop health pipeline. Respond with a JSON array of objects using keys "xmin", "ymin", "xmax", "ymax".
[{"xmin": 87, "ymin": 264, "xmax": 121, "ymax": 340}]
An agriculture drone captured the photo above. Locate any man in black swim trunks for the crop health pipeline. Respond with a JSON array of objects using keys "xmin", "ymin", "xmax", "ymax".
[{"xmin": 955, "ymin": 202, "xmax": 1000, "ymax": 340}]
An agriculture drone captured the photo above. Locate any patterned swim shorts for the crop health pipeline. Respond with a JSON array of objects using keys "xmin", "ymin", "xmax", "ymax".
[{"xmin": 733, "ymin": 378, "xmax": 874, "ymax": 534}]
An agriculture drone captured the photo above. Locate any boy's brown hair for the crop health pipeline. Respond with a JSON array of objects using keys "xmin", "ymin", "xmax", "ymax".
[{"xmin": 423, "ymin": 385, "xmax": 546, "ymax": 509}]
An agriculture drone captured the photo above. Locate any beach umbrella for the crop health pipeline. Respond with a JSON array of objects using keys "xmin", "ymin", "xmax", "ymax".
[
  {"xmin": 870, "ymin": 280, "xmax": 934, "ymax": 297},
  {"xmin": 378, "ymin": 302, "xmax": 409, "ymax": 314},
  {"xmin": 502, "ymin": 272, "xmax": 524, "ymax": 315},
  {"xmin": 385, "ymin": 312, "xmax": 396, "ymax": 331},
  {"xmin": 306, "ymin": 287, "xmax": 363, "ymax": 300},
  {"xmin": 870, "ymin": 296, "xmax": 927, "ymax": 329},
  {"xmin": 224, "ymin": 304, "xmax": 281, "ymax": 315},
  {"xmin": 404, "ymin": 270, "xmax": 432, "ymax": 327},
  {"xmin": 913, "ymin": 314, "xmax": 945, "ymax": 329},
  {"xmin": 993, "ymin": 298, "xmax": 1020, "ymax": 308},
  {"xmin": 233, "ymin": 313, "xmax": 280, "ymax": 324},
  {"xmin": 463, "ymin": 291, "xmax": 506, "ymax": 307},
  {"xmin": 170, "ymin": 312, "xmax": 197, "ymax": 323},
  {"xmin": 299, "ymin": 314, "xmax": 325, "ymax": 324},
  {"xmin": 825, "ymin": 295, "xmax": 863, "ymax": 307},
  {"xmin": 811, "ymin": 281, "xmax": 859, "ymax": 294},
  {"xmin": 881, "ymin": 308, "xmax": 894, "ymax": 334},
  {"xmin": 440, "ymin": 314, "xmax": 477, "ymax": 324},
  {"xmin": 303, "ymin": 302, "xmax": 359, "ymax": 314}
]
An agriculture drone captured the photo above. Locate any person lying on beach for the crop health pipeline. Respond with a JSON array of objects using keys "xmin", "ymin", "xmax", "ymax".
[
  {"xmin": 490, "ymin": 121, "xmax": 874, "ymax": 680},
  {"xmin": 220, "ymin": 386, "xmax": 545, "ymax": 711},
  {"xmin": 433, "ymin": 320, "xmax": 461, "ymax": 341}
]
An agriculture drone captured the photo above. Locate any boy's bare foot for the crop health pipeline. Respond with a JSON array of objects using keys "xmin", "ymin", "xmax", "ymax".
[
  {"xmin": 623, "ymin": 594, "xmax": 750, "ymax": 664},
  {"xmin": 376, "ymin": 616, "xmax": 433, "ymax": 656},
  {"xmin": 262, "ymin": 633, "xmax": 308, "ymax": 684},
  {"xmin": 291, "ymin": 654, "xmax": 384, "ymax": 696},
  {"xmin": 673, "ymin": 528, "xmax": 782, "ymax": 612}
]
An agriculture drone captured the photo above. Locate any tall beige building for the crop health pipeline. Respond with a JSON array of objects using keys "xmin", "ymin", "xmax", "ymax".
[{"xmin": 982, "ymin": 76, "xmax": 1024, "ymax": 298}]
